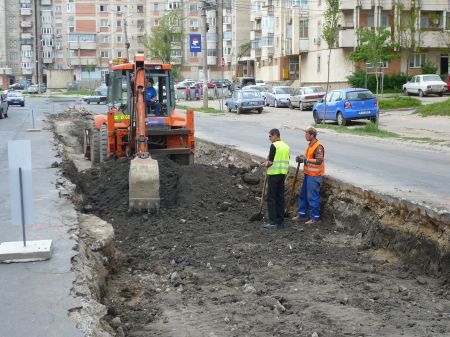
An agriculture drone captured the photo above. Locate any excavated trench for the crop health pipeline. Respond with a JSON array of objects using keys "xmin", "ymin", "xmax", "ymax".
[{"xmin": 50, "ymin": 113, "xmax": 450, "ymax": 337}]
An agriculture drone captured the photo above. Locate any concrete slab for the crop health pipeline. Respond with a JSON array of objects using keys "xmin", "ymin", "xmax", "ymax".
[{"xmin": 0, "ymin": 240, "xmax": 53, "ymax": 263}]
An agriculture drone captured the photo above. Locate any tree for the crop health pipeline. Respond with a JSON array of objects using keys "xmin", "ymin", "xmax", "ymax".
[
  {"xmin": 394, "ymin": 0, "xmax": 421, "ymax": 76},
  {"xmin": 350, "ymin": 27, "xmax": 400, "ymax": 127},
  {"xmin": 143, "ymin": 10, "xmax": 184, "ymax": 64},
  {"xmin": 86, "ymin": 63, "xmax": 95, "ymax": 91},
  {"xmin": 235, "ymin": 41, "xmax": 251, "ymax": 77},
  {"xmin": 321, "ymin": 0, "xmax": 340, "ymax": 124}
]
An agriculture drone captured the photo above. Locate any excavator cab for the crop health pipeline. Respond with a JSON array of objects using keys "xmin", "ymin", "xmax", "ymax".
[{"xmin": 84, "ymin": 55, "xmax": 195, "ymax": 213}]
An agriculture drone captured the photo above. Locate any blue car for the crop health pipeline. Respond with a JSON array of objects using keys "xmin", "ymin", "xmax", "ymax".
[
  {"xmin": 225, "ymin": 89, "xmax": 264, "ymax": 114},
  {"xmin": 312, "ymin": 88, "xmax": 378, "ymax": 126}
]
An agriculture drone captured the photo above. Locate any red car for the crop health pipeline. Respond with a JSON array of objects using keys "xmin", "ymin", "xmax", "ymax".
[{"xmin": 447, "ymin": 74, "xmax": 450, "ymax": 92}]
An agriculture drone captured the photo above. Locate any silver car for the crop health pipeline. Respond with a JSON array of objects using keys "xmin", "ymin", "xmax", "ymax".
[
  {"xmin": 289, "ymin": 86, "xmax": 326, "ymax": 111},
  {"xmin": 265, "ymin": 86, "xmax": 297, "ymax": 108}
]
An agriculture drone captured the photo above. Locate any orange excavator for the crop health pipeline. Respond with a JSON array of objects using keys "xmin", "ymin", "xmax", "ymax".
[{"xmin": 83, "ymin": 55, "xmax": 195, "ymax": 212}]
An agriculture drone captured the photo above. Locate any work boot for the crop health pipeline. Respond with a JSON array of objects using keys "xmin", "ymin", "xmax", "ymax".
[
  {"xmin": 262, "ymin": 223, "xmax": 279, "ymax": 230},
  {"xmin": 305, "ymin": 219, "xmax": 321, "ymax": 225}
]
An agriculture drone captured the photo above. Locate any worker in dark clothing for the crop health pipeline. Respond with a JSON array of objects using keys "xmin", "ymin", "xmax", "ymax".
[
  {"xmin": 292, "ymin": 126, "xmax": 325, "ymax": 225},
  {"xmin": 263, "ymin": 128, "xmax": 291, "ymax": 230},
  {"xmin": 146, "ymin": 78, "xmax": 161, "ymax": 116}
]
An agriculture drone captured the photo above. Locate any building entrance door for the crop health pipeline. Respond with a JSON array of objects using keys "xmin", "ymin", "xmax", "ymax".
[
  {"xmin": 289, "ymin": 62, "xmax": 299, "ymax": 80},
  {"xmin": 441, "ymin": 54, "xmax": 449, "ymax": 75}
]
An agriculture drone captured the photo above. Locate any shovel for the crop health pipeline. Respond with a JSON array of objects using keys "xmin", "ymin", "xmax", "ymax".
[
  {"xmin": 250, "ymin": 169, "xmax": 268, "ymax": 221},
  {"xmin": 284, "ymin": 161, "xmax": 301, "ymax": 217}
]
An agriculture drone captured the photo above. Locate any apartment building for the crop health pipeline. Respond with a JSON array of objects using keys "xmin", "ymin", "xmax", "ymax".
[{"xmin": 250, "ymin": 0, "xmax": 450, "ymax": 86}]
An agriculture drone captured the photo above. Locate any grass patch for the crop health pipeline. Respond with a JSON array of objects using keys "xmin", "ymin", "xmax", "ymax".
[
  {"xmin": 415, "ymin": 99, "xmax": 450, "ymax": 117},
  {"xmin": 315, "ymin": 122, "xmax": 400, "ymax": 138},
  {"xmin": 379, "ymin": 96, "xmax": 421, "ymax": 110},
  {"xmin": 176, "ymin": 104, "xmax": 223, "ymax": 113}
]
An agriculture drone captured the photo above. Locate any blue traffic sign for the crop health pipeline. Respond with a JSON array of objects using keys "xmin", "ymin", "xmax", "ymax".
[{"xmin": 190, "ymin": 34, "xmax": 201, "ymax": 52}]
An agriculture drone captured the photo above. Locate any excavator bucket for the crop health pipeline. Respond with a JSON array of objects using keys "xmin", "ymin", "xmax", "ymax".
[{"xmin": 129, "ymin": 157, "xmax": 160, "ymax": 212}]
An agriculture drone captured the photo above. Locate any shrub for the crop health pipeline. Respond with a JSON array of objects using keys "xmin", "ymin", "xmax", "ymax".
[
  {"xmin": 421, "ymin": 62, "xmax": 438, "ymax": 75},
  {"xmin": 347, "ymin": 68, "xmax": 410, "ymax": 92}
]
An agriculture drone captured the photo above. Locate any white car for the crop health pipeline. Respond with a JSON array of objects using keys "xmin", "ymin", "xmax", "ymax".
[{"xmin": 402, "ymin": 74, "xmax": 447, "ymax": 97}]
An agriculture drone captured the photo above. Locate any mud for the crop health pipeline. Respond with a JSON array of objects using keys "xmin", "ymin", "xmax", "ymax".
[{"xmin": 50, "ymin": 113, "xmax": 450, "ymax": 337}]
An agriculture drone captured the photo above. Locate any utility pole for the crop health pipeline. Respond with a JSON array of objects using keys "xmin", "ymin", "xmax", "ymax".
[
  {"xmin": 33, "ymin": 0, "xmax": 41, "ymax": 86},
  {"xmin": 217, "ymin": 0, "xmax": 224, "ymax": 111},
  {"xmin": 201, "ymin": 0, "xmax": 208, "ymax": 108},
  {"xmin": 124, "ymin": 18, "xmax": 130, "ymax": 60}
]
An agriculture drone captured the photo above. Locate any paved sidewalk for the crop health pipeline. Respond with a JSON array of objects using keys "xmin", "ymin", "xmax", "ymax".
[{"xmin": 0, "ymin": 104, "xmax": 82, "ymax": 337}]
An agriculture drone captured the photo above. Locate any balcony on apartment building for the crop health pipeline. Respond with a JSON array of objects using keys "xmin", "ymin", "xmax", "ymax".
[
  {"xmin": 20, "ymin": 21, "xmax": 32, "ymax": 28},
  {"xmin": 19, "ymin": 0, "xmax": 31, "ymax": 4},
  {"xmin": 251, "ymin": 38, "xmax": 262, "ymax": 58},
  {"xmin": 41, "ymin": 0, "xmax": 52, "ymax": 5},
  {"xmin": 20, "ymin": 8, "xmax": 32, "ymax": 16},
  {"xmin": 22, "ymin": 68, "xmax": 33, "ymax": 75},
  {"xmin": 0, "ymin": 67, "xmax": 13, "ymax": 75},
  {"xmin": 68, "ymin": 34, "xmax": 97, "ymax": 50},
  {"xmin": 299, "ymin": 38, "xmax": 309, "ymax": 52},
  {"xmin": 339, "ymin": 28, "xmax": 356, "ymax": 48},
  {"xmin": 21, "ymin": 32, "xmax": 32, "ymax": 40},
  {"xmin": 69, "ymin": 57, "xmax": 98, "ymax": 66},
  {"xmin": 207, "ymin": 56, "xmax": 217, "ymax": 65},
  {"xmin": 262, "ymin": 46, "xmax": 274, "ymax": 59}
]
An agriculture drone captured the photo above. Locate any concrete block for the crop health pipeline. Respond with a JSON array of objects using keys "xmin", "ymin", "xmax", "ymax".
[{"xmin": 0, "ymin": 240, "xmax": 53, "ymax": 263}]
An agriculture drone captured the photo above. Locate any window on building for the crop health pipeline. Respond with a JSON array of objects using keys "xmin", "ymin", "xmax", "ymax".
[
  {"xmin": 317, "ymin": 55, "xmax": 321, "ymax": 72},
  {"xmin": 116, "ymin": 5, "xmax": 122, "ymax": 12},
  {"xmin": 42, "ymin": 50, "xmax": 53, "ymax": 59},
  {"xmin": 190, "ymin": 3, "xmax": 197, "ymax": 12},
  {"xmin": 137, "ymin": 5, "xmax": 144, "ymax": 13},
  {"xmin": 54, "ymin": 5, "xmax": 61, "ymax": 12},
  {"xmin": 67, "ymin": 3, "xmax": 74, "ymax": 13},
  {"xmin": 117, "ymin": 20, "xmax": 122, "ymax": 27},
  {"xmin": 117, "ymin": 51, "xmax": 123, "ymax": 58},
  {"xmin": 117, "ymin": 35, "xmax": 123, "ymax": 43},
  {"xmin": 207, "ymin": 49, "xmax": 217, "ymax": 56},
  {"xmin": 168, "ymin": 2, "xmax": 181, "ymax": 10},
  {"xmin": 154, "ymin": 19, "xmax": 160, "ymax": 26},
  {"xmin": 137, "ymin": 35, "xmax": 144, "ymax": 43},
  {"xmin": 68, "ymin": 18, "xmax": 74, "ymax": 28},
  {"xmin": 21, "ymin": 50, "xmax": 32, "ymax": 58},
  {"xmin": 153, "ymin": 3, "xmax": 159, "ymax": 11},
  {"xmin": 262, "ymin": 16, "xmax": 274, "ymax": 29},
  {"xmin": 10, "ymin": 51, "xmax": 19, "ymax": 60},
  {"xmin": 421, "ymin": 13, "xmax": 442, "ymax": 29},
  {"xmin": 190, "ymin": 52, "xmax": 198, "ymax": 57},
  {"xmin": 409, "ymin": 53, "xmax": 425, "ymax": 68},
  {"xmin": 251, "ymin": 1, "xmax": 262, "ymax": 11},
  {"xmin": 224, "ymin": 31, "xmax": 232, "ymax": 41},
  {"xmin": 42, "ymin": 27, "xmax": 53, "ymax": 35},
  {"xmin": 223, "ymin": 47, "xmax": 232, "ymax": 55},
  {"xmin": 367, "ymin": 61, "xmax": 389, "ymax": 68},
  {"xmin": 251, "ymin": 39, "xmax": 261, "ymax": 49},
  {"xmin": 207, "ymin": 33, "xmax": 217, "ymax": 42},
  {"xmin": 207, "ymin": 17, "xmax": 216, "ymax": 27},
  {"xmin": 261, "ymin": 34, "xmax": 274, "ymax": 47},
  {"xmin": 190, "ymin": 18, "xmax": 199, "ymax": 28},
  {"xmin": 100, "ymin": 4, "xmax": 108, "ymax": 12},
  {"xmin": 42, "ymin": 15, "xmax": 53, "ymax": 24},
  {"xmin": 56, "ymin": 52, "xmax": 64, "ymax": 58},
  {"xmin": 101, "ymin": 51, "xmax": 109, "ymax": 58},
  {"xmin": 9, "ymin": 40, "xmax": 18, "ymax": 48},
  {"xmin": 300, "ymin": 20, "xmax": 308, "ymax": 38},
  {"xmin": 100, "ymin": 19, "xmax": 109, "ymax": 27},
  {"xmin": 368, "ymin": 15, "xmax": 389, "ymax": 28},
  {"xmin": 22, "ymin": 62, "xmax": 33, "ymax": 69},
  {"xmin": 41, "ymin": 38, "xmax": 53, "ymax": 46},
  {"xmin": 171, "ymin": 49, "xmax": 182, "ymax": 57},
  {"xmin": 137, "ymin": 20, "xmax": 144, "ymax": 30},
  {"xmin": 100, "ymin": 35, "xmax": 109, "ymax": 43}
]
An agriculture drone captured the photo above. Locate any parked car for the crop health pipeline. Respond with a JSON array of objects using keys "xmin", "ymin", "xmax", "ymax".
[
  {"xmin": 0, "ymin": 93, "xmax": 8, "ymax": 119},
  {"xmin": 312, "ymin": 88, "xmax": 378, "ymax": 126},
  {"xmin": 6, "ymin": 91, "xmax": 25, "ymax": 107},
  {"xmin": 446, "ymin": 74, "xmax": 450, "ymax": 93},
  {"xmin": 255, "ymin": 80, "xmax": 266, "ymax": 86},
  {"xmin": 67, "ymin": 82, "xmax": 79, "ymax": 91},
  {"xmin": 232, "ymin": 77, "xmax": 256, "ymax": 91},
  {"xmin": 402, "ymin": 74, "xmax": 447, "ymax": 97},
  {"xmin": 175, "ymin": 79, "xmax": 195, "ymax": 89},
  {"xmin": 225, "ymin": 89, "xmax": 264, "ymax": 114},
  {"xmin": 242, "ymin": 85, "xmax": 272, "ymax": 103},
  {"xmin": 289, "ymin": 86, "xmax": 326, "ymax": 110},
  {"xmin": 27, "ymin": 84, "xmax": 46, "ymax": 94},
  {"xmin": 9, "ymin": 83, "xmax": 25, "ymax": 91},
  {"xmin": 83, "ymin": 86, "xmax": 108, "ymax": 104},
  {"xmin": 265, "ymin": 86, "xmax": 297, "ymax": 108}
]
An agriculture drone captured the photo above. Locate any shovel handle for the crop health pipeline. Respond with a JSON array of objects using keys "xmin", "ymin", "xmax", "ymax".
[
  {"xmin": 285, "ymin": 161, "xmax": 301, "ymax": 211},
  {"xmin": 259, "ymin": 170, "xmax": 268, "ymax": 213}
]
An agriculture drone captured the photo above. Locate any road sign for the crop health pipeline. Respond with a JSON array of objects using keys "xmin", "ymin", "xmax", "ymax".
[{"xmin": 190, "ymin": 34, "xmax": 202, "ymax": 53}]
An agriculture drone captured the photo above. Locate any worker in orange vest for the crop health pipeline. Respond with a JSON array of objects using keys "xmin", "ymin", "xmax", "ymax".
[{"xmin": 292, "ymin": 126, "xmax": 325, "ymax": 225}]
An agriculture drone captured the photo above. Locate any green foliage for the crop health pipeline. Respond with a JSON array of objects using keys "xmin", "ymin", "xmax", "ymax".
[
  {"xmin": 421, "ymin": 62, "xmax": 438, "ymax": 75},
  {"xmin": 379, "ymin": 96, "xmax": 421, "ymax": 110},
  {"xmin": 321, "ymin": 0, "xmax": 340, "ymax": 48},
  {"xmin": 416, "ymin": 99, "xmax": 450, "ymax": 117},
  {"xmin": 347, "ymin": 68, "xmax": 410, "ymax": 92},
  {"xmin": 144, "ymin": 10, "xmax": 183, "ymax": 63},
  {"xmin": 350, "ymin": 27, "xmax": 400, "ymax": 65}
]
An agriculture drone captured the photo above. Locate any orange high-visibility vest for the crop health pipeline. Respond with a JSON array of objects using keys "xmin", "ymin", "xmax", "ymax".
[{"xmin": 304, "ymin": 140, "xmax": 325, "ymax": 176}]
